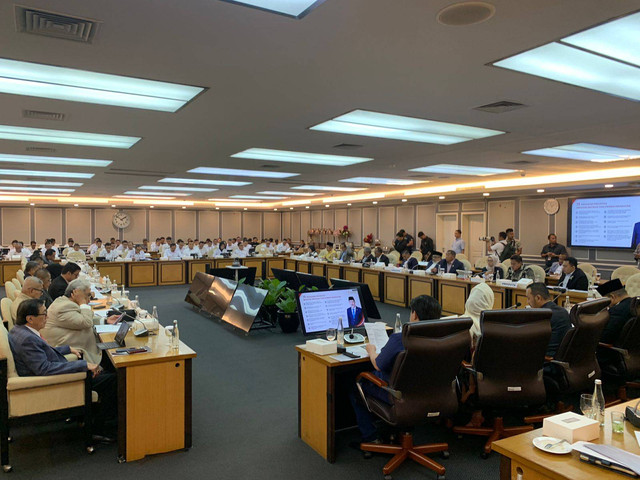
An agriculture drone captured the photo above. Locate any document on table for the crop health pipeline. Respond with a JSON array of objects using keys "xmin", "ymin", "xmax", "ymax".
[
  {"xmin": 94, "ymin": 324, "xmax": 121, "ymax": 334},
  {"xmin": 90, "ymin": 286, "xmax": 105, "ymax": 299},
  {"xmin": 365, "ymin": 322, "xmax": 389, "ymax": 354},
  {"xmin": 329, "ymin": 346, "xmax": 369, "ymax": 362}
]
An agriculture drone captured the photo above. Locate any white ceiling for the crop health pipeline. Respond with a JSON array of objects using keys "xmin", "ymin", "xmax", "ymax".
[{"xmin": 0, "ymin": 0, "xmax": 639, "ymax": 205}]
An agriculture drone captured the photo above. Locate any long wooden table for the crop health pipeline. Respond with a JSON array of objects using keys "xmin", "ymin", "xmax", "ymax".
[{"xmin": 493, "ymin": 400, "xmax": 640, "ymax": 480}]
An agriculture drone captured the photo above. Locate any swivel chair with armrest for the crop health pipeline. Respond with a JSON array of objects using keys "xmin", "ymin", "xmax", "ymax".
[
  {"xmin": 453, "ymin": 309, "xmax": 551, "ymax": 457},
  {"xmin": 357, "ymin": 317, "xmax": 473, "ymax": 480}
]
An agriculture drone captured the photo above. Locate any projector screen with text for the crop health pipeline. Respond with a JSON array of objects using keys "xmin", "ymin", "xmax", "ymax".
[{"xmin": 570, "ymin": 196, "xmax": 640, "ymax": 249}]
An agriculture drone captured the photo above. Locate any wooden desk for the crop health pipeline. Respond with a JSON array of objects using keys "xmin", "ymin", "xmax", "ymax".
[
  {"xmin": 296, "ymin": 260, "xmax": 310, "ymax": 274},
  {"xmin": 265, "ymin": 257, "xmax": 285, "ymax": 278},
  {"xmin": 242, "ymin": 257, "xmax": 265, "ymax": 280},
  {"xmin": 309, "ymin": 262, "xmax": 325, "ymax": 278},
  {"xmin": 90, "ymin": 261, "xmax": 125, "ymax": 286},
  {"xmin": 325, "ymin": 264, "xmax": 342, "ymax": 285},
  {"xmin": 187, "ymin": 259, "xmax": 214, "ymax": 282},
  {"xmin": 342, "ymin": 265, "xmax": 362, "ymax": 283},
  {"xmin": 408, "ymin": 274, "xmax": 435, "ymax": 300},
  {"xmin": 493, "ymin": 400, "xmax": 640, "ymax": 480},
  {"xmin": 362, "ymin": 268, "xmax": 383, "ymax": 301},
  {"xmin": 127, "ymin": 261, "xmax": 158, "ymax": 287},
  {"xmin": 284, "ymin": 258, "xmax": 297, "ymax": 271},
  {"xmin": 383, "ymin": 272, "xmax": 407, "ymax": 307},
  {"xmin": 157, "ymin": 260, "xmax": 185, "ymax": 285},
  {"xmin": 438, "ymin": 278, "xmax": 471, "ymax": 316},
  {"xmin": 0, "ymin": 261, "xmax": 21, "ymax": 284},
  {"xmin": 101, "ymin": 330, "xmax": 196, "ymax": 463}
]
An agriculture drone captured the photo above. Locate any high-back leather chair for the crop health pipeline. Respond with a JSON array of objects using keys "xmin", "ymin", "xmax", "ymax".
[
  {"xmin": 453, "ymin": 309, "xmax": 551, "ymax": 456},
  {"xmin": 357, "ymin": 317, "xmax": 473, "ymax": 479},
  {"xmin": 548, "ymin": 298, "xmax": 610, "ymax": 394}
]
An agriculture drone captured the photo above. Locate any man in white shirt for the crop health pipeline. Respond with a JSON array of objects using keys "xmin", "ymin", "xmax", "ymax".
[
  {"xmin": 102, "ymin": 243, "xmax": 120, "ymax": 262},
  {"xmin": 40, "ymin": 239, "xmax": 58, "ymax": 257},
  {"xmin": 265, "ymin": 239, "xmax": 275, "ymax": 253},
  {"xmin": 88, "ymin": 238, "xmax": 102, "ymax": 256},
  {"xmin": 451, "ymin": 229, "xmax": 465, "ymax": 255},
  {"xmin": 234, "ymin": 241, "xmax": 251, "ymax": 258},
  {"xmin": 176, "ymin": 239, "xmax": 186, "ymax": 255},
  {"xmin": 12, "ymin": 242, "xmax": 30, "ymax": 258},
  {"xmin": 128, "ymin": 245, "xmax": 147, "ymax": 261},
  {"xmin": 201, "ymin": 239, "xmax": 212, "ymax": 257},
  {"xmin": 150, "ymin": 238, "xmax": 161, "ymax": 253},
  {"xmin": 120, "ymin": 241, "xmax": 133, "ymax": 259},
  {"xmin": 166, "ymin": 243, "xmax": 182, "ymax": 260},
  {"xmin": 548, "ymin": 253, "xmax": 567, "ymax": 276},
  {"xmin": 182, "ymin": 240, "xmax": 200, "ymax": 257},
  {"xmin": 114, "ymin": 240, "xmax": 123, "ymax": 253},
  {"xmin": 25, "ymin": 240, "xmax": 38, "ymax": 256},
  {"xmin": 276, "ymin": 240, "xmax": 291, "ymax": 253},
  {"xmin": 485, "ymin": 231, "xmax": 506, "ymax": 261}
]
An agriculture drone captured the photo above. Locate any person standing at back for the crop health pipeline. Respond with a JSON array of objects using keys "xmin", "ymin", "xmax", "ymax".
[
  {"xmin": 417, "ymin": 231, "xmax": 434, "ymax": 261},
  {"xmin": 540, "ymin": 234, "xmax": 567, "ymax": 270},
  {"xmin": 452, "ymin": 229, "xmax": 465, "ymax": 255}
]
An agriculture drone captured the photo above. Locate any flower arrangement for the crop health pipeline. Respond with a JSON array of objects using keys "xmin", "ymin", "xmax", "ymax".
[
  {"xmin": 339, "ymin": 225, "xmax": 351, "ymax": 238},
  {"xmin": 363, "ymin": 233, "xmax": 373, "ymax": 244}
]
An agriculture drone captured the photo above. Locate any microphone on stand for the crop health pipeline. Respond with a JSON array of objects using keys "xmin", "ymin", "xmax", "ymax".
[{"xmin": 506, "ymin": 302, "xmax": 522, "ymax": 310}]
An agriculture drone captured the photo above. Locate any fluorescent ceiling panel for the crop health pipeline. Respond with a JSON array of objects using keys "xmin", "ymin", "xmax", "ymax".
[
  {"xmin": 0, "ymin": 191, "xmax": 69, "ymax": 196},
  {"xmin": 0, "ymin": 180, "xmax": 82, "ymax": 186},
  {"xmin": 188, "ymin": 167, "xmax": 298, "ymax": 178},
  {"xmin": 229, "ymin": 195, "xmax": 286, "ymax": 200},
  {"xmin": 291, "ymin": 185, "xmax": 366, "ymax": 192},
  {"xmin": 310, "ymin": 109, "xmax": 505, "ymax": 144},
  {"xmin": 0, "ymin": 153, "xmax": 111, "ymax": 167},
  {"xmin": 0, "ymin": 186, "xmax": 74, "ymax": 192},
  {"xmin": 562, "ymin": 12, "xmax": 640, "ymax": 67},
  {"xmin": 159, "ymin": 177, "xmax": 251, "ymax": 186},
  {"xmin": 0, "ymin": 125, "xmax": 140, "ymax": 148},
  {"xmin": 220, "ymin": 0, "xmax": 326, "ymax": 19},
  {"xmin": 0, "ymin": 58, "xmax": 203, "ymax": 112},
  {"xmin": 339, "ymin": 177, "xmax": 426, "ymax": 185},
  {"xmin": 124, "ymin": 191, "xmax": 190, "ymax": 197},
  {"xmin": 115, "ymin": 195, "xmax": 175, "ymax": 200},
  {"xmin": 0, "ymin": 169, "xmax": 93, "ymax": 178},
  {"xmin": 139, "ymin": 186, "xmax": 217, "ymax": 192},
  {"xmin": 494, "ymin": 42, "xmax": 640, "ymax": 102},
  {"xmin": 231, "ymin": 148, "xmax": 372, "ymax": 166},
  {"xmin": 409, "ymin": 164, "xmax": 516, "ymax": 176},
  {"xmin": 523, "ymin": 143, "xmax": 640, "ymax": 162},
  {"xmin": 208, "ymin": 198, "xmax": 259, "ymax": 202},
  {"xmin": 256, "ymin": 191, "xmax": 320, "ymax": 196}
]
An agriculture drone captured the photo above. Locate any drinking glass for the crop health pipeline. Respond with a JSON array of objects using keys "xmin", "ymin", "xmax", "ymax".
[
  {"xmin": 326, "ymin": 328, "xmax": 336, "ymax": 342},
  {"xmin": 580, "ymin": 394, "xmax": 594, "ymax": 419},
  {"xmin": 611, "ymin": 411, "xmax": 625, "ymax": 434}
]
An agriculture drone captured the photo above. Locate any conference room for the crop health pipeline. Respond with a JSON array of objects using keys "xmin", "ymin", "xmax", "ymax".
[{"xmin": 0, "ymin": 1, "xmax": 639, "ymax": 479}]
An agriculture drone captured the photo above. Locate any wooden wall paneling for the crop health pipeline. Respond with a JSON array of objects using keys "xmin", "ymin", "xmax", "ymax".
[
  {"xmin": 95, "ymin": 209, "xmax": 119, "ymax": 242},
  {"xmin": 149, "ymin": 210, "xmax": 173, "ymax": 240},
  {"xmin": 263, "ymin": 212, "xmax": 281, "ymax": 240},
  {"xmin": 362, "ymin": 208, "xmax": 377, "ymax": 242},
  {"xmin": 198, "ymin": 211, "xmax": 219, "ymax": 240},
  {"xmin": 519, "ymin": 199, "xmax": 549, "ymax": 257},
  {"xmin": 488, "ymin": 200, "xmax": 515, "ymax": 238},
  {"xmin": 34, "ymin": 208, "xmax": 62, "ymax": 244},
  {"xmin": 291, "ymin": 211, "xmax": 301, "ymax": 241},
  {"xmin": 334, "ymin": 209, "xmax": 347, "ymax": 231},
  {"xmin": 378, "ymin": 207, "xmax": 395, "ymax": 246},
  {"xmin": 2, "ymin": 208, "xmax": 31, "ymax": 245},
  {"xmin": 122, "ymin": 209, "xmax": 147, "ymax": 243},
  {"xmin": 396, "ymin": 205, "xmax": 415, "ymax": 238},
  {"xmin": 322, "ymin": 209, "xmax": 334, "ymax": 230},
  {"xmin": 281, "ymin": 212, "xmax": 291, "ymax": 240},
  {"xmin": 300, "ymin": 211, "xmax": 311, "ymax": 241},
  {"xmin": 221, "ymin": 212, "xmax": 241, "ymax": 239},
  {"xmin": 311, "ymin": 210, "xmax": 322, "ymax": 229},
  {"xmin": 65, "ymin": 208, "xmax": 92, "ymax": 244},
  {"xmin": 242, "ymin": 212, "xmax": 262, "ymax": 239},
  {"xmin": 416, "ymin": 204, "xmax": 436, "ymax": 245},
  {"xmin": 175, "ymin": 210, "xmax": 197, "ymax": 239},
  {"xmin": 348, "ymin": 208, "xmax": 362, "ymax": 246}
]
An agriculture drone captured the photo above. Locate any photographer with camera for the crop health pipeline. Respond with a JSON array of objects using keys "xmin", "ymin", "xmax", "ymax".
[{"xmin": 483, "ymin": 231, "xmax": 507, "ymax": 261}]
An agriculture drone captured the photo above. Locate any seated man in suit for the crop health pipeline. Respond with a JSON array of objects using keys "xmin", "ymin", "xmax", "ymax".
[
  {"xmin": 424, "ymin": 251, "xmax": 442, "ymax": 274},
  {"xmin": 525, "ymin": 283, "xmax": 572, "ymax": 358},
  {"xmin": 359, "ymin": 246, "xmax": 375, "ymax": 264},
  {"xmin": 34, "ymin": 268, "xmax": 54, "ymax": 308},
  {"xmin": 597, "ymin": 279, "xmax": 634, "ymax": 345},
  {"xmin": 373, "ymin": 246, "xmax": 389, "ymax": 266},
  {"xmin": 349, "ymin": 295, "xmax": 442, "ymax": 450},
  {"xmin": 9, "ymin": 298, "xmax": 117, "ymax": 440},
  {"xmin": 399, "ymin": 249, "xmax": 418, "ymax": 270},
  {"xmin": 11, "ymin": 277, "xmax": 45, "ymax": 325},
  {"xmin": 48, "ymin": 262, "xmax": 81, "ymax": 301},
  {"xmin": 437, "ymin": 250, "xmax": 464, "ymax": 275},
  {"xmin": 557, "ymin": 256, "xmax": 589, "ymax": 291},
  {"xmin": 505, "ymin": 255, "xmax": 535, "ymax": 282},
  {"xmin": 23, "ymin": 261, "xmax": 41, "ymax": 278},
  {"xmin": 346, "ymin": 296, "xmax": 365, "ymax": 327}
]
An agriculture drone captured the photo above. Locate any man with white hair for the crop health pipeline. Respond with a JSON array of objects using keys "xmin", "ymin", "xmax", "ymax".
[
  {"xmin": 42, "ymin": 278, "xmax": 119, "ymax": 364},
  {"xmin": 11, "ymin": 276, "xmax": 44, "ymax": 325}
]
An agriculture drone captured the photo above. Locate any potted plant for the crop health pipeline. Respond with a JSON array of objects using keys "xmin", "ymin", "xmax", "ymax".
[
  {"xmin": 276, "ymin": 287, "xmax": 300, "ymax": 333},
  {"xmin": 258, "ymin": 278, "xmax": 287, "ymax": 325}
]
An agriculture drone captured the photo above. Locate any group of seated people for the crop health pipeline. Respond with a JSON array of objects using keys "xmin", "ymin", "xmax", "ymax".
[{"xmin": 350, "ymin": 277, "xmax": 637, "ymax": 446}]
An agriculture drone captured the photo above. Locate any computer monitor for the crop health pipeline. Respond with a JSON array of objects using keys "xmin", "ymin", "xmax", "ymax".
[
  {"xmin": 271, "ymin": 268, "xmax": 301, "ymax": 290},
  {"xmin": 297, "ymin": 287, "xmax": 367, "ymax": 335},
  {"xmin": 208, "ymin": 267, "xmax": 256, "ymax": 286},
  {"xmin": 185, "ymin": 271, "xmax": 215, "ymax": 308},
  {"xmin": 296, "ymin": 272, "xmax": 330, "ymax": 291},
  {"xmin": 329, "ymin": 278, "xmax": 381, "ymax": 319},
  {"xmin": 221, "ymin": 283, "xmax": 268, "ymax": 332}
]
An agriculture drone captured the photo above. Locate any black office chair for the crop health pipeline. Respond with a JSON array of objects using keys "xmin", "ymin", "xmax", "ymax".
[
  {"xmin": 545, "ymin": 298, "xmax": 610, "ymax": 400},
  {"xmin": 357, "ymin": 317, "xmax": 473, "ymax": 480},
  {"xmin": 598, "ymin": 297, "xmax": 640, "ymax": 400},
  {"xmin": 453, "ymin": 309, "xmax": 551, "ymax": 457}
]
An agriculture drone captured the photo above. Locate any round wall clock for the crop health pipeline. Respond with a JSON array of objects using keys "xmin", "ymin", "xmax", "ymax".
[
  {"xmin": 112, "ymin": 211, "xmax": 131, "ymax": 229},
  {"xmin": 543, "ymin": 198, "xmax": 560, "ymax": 215}
]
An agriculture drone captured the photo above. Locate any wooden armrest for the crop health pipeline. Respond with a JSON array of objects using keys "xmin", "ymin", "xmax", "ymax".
[
  {"xmin": 356, "ymin": 371, "xmax": 388, "ymax": 388},
  {"xmin": 598, "ymin": 342, "xmax": 614, "ymax": 349},
  {"xmin": 461, "ymin": 360, "xmax": 472, "ymax": 368},
  {"xmin": 6, "ymin": 372, "xmax": 87, "ymax": 391},
  {"xmin": 544, "ymin": 356, "xmax": 553, "ymax": 362}
]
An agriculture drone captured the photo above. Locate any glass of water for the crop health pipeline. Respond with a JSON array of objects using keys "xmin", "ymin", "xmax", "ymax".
[
  {"xmin": 580, "ymin": 394, "xmax": 595, "ymax": 419},
  {"xmin": 611, "ymin": 411, "xmax": 625, "ymax": 434},
  {"xmin": 326, "ymin": 328, "xmax": 336, "ymax": 342}
]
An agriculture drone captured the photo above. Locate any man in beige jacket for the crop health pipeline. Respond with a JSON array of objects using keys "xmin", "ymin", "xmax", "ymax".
[
  {"xmin": 10, "ymin": 276, "xmax": 45, "ymax": 326},
  {"xmin": 42, "ymin": 278, "xmax": 119, "ymax": 364}
]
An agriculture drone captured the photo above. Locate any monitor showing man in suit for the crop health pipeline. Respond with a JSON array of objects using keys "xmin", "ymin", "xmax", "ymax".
[{"xmin": 346, "ymin": 296, "xmax": 364, "ymax": 327}]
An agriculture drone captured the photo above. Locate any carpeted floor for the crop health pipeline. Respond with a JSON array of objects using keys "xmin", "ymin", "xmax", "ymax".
[{"xmin": 4, "ymin": 285, "xmax": 500, "ymax": 479}]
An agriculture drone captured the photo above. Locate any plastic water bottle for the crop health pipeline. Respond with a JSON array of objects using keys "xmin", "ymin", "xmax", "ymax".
[
  {"xmin": 592, "ymin": 379, "xmax": 605, "ymax": 426},
  {"xmin": 564, "ymin": 295, "xmax": 571, "ymax": 311},
  {"xmin": 337, "ymin": 317, "xmax": 344, "ymax": 347},
  {"xmin": 171, "ymin": 320, "xmax": 180, "ymax": 351},
  {"xmin": 134, "ymin": 295, "xmax": 140, "ymax": 309},
  {"xmin": 394, "ymin": 313, "xmax": 402, "ymax": 333},
  {"xmin": 151, "ymin": 306, "xmax": 159, "ymax": 334}
]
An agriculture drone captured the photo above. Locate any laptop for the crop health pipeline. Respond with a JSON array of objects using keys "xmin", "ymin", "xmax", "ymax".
[{"xmin": 96, "ymin": 320, "xmax": 130, "ymax": 350}]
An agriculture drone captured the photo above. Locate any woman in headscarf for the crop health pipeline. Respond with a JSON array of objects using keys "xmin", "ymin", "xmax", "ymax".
[{"xmin": 465, "ymin": 282, "xmax": 495, "ymax": 347}]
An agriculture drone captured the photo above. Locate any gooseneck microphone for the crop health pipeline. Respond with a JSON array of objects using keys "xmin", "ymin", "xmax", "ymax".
[{"xmin": 506, "ymin": 302, "xmax": 522, "ymax": 310}]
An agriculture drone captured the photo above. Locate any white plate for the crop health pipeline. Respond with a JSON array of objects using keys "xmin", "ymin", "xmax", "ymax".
[{"xmin": 532, "ymin": 436, "xmax": 572, "ymax": 455}]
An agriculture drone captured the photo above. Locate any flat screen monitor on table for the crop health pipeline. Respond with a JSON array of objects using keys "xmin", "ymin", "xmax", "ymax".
[
  {"xmin": 296, "ymin": 272, "xmax": 330, "ymax": 291},
  {"xmin": 271, "ymin": 268, "xmax": 301, "ymax": 290},
  {"xmin": 329, "ymin": 278, "xmax": 381, "ymax": 319},
  {"xmin": 221, "ymin": 283, "xmax": 268, "ymax": 332},
  {"xmin": 185, "ymin": 272, "xmax": 237, "ymax": 318},
  {"xmin": 297, "ymin": 287, "xmax": 367, "ymax": 335}
]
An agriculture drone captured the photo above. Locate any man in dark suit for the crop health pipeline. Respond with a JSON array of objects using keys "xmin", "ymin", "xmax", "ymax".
[
  {"xmin": 360, "ymin": 246, "xmax": 375, "ymax": 264},
  {"xmin": 632, "ymin": 221, "xmax": 640, "ymax": 249},
  {"xmin": 374, "ymin": 246, "xmax": 390, "ymax": 266},
  {"xmin": 425, "ymin": 251, "xmax": 442, "ymax": 274},
  {"xmin": 9, "ymin": 298, "xmax": 117, "ymax": 440},
  {"xmin": 596, "ymin": 279, "xmax": 634, "ymax": 344},
  {"xmin": 437, "ymin": 250, "xmax": 464, "ymax": 275},
  {"xmin": 525, "ymin": 283, "xmax": 571, "ymax": 357},
  {"xmin": 346, "ymin": 296, "xmax": 364, "ymax": 327},
  {"xmin": 417, "ymin": 231, "xmax": 434, "ymax": 261},
  {"xmin": 557, "ymin": 256, "xmax": 589, "ymax": 291},
  {"xmin": 400, "ymin": 249, "xmax": 418, "ymax": 270},
  {"xmin": 48, "ymin": 262, "xmax": 81, "ymax": 301}
]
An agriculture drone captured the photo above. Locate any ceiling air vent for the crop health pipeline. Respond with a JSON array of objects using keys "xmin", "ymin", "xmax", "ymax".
[
  {"xmin": 506, "ymin": 159, "xmax": 538, "ymax": 165},
  {"xmin": 15, "ymin": 6, "xmax": 101, "ymax": 43},
  {"xmin": 26, "ymin": 146, "xmax": 56, "ymax": 153},
  {"xmin": 333, "ymin": 143, "xmax": 363, "ymax": 150},
  {"xmin": 23, "ymin": 109, "xmax": 66, "ymax": 121},
  {"xmin": 473, "ymin": 100, "xmax": 527, "ymax": 114}
]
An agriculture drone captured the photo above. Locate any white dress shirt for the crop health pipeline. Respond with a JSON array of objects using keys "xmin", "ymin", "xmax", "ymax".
[{"xmin": 166, "ymin": 248, "xmax": 182, "ymax": 260}]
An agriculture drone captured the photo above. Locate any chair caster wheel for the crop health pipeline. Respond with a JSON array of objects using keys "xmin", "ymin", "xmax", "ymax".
[
  {"xmin": 437, "ymin": 475, "xmax": 446, "ymax": 480},
  {"xmin": 2, "ymin": 465, "xmax": 12, "ymax": 473},
  {"xmin": 440, "ymin": 450, "xmax": 450, "ymax": 459},
  {"xmin": 384, "ymin": 475, "xmax": 392, "ymax": 480},
  {"xmin": 86, "ymin": 446, "xmax": 94, "ymax": 454},
  {"xmin": 117, "ymin": 456, "xmax": 126, "ymax": 464},
  {"xmin": 481, "ymin": 451, "xmax": 490, "ymax": 459}
]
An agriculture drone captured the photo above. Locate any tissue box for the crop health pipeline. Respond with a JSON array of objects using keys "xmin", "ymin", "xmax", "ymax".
[
  {"xmin": 542, "ymin": 412, "xmax": 600, "ymax": 443},
  {"xmin": 442, "ymin": 273, "xmax": 456, "ymax": 279},
  {"xmin": 413, "ymin": 270, "xmax": 426, "ymax": 276},
  {"xmin": 305, "ymin": 339, "xmax": 337, "ymax": 355}
]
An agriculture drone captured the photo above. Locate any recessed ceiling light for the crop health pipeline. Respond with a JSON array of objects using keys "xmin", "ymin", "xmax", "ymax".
[
  {"xmin": 0, "ymin": 153, "xmax": 111, "ymax": 167},
  {"xmin": 139, "ymin": 185, "xmax": 217, "ymax": 192},
  {"xmin": 339, "ymin": 176, "xmax": 426, "ymax": 185},
  {"xmin": 372, "ymin": 201, "xmax": 378, "ymax": 204},
  {"xmin": 74, "ymin": 203, "xmax": 79, "ymax": 207},
  {"xmin": 0, "ymin": 179, "xmax": 82, "ymax": 186},
  {"xmin": 220, "ymin": 0, "xmax": 327, "ymax": 19},
  {"xmin": 29, "ymin": 202, "xmax": 34, "ymax": 206},
  {"xmin": 523, "ymin": 143, "xmax": 640, "ymax": 162},
  {"xmin": 347, "ymin": 203, "xmax": 352, "ymax": 206},
  {"xmin": 0, "ymin": 125, "xmax": 140, "ymax": 148},
  {"xmin": 537, "ymin": 189, "xmax": 545, "ymax": 193},
  {"xmin": 289, "ymin": 207, "xmax": 293, "ymax": 210},
  {"xmin": 402, "ymin": 198, "xmax": 408, "ymax": 202},
  {"xmin": 0, "ymin": 186, "xmax": 74, "ymax": 192},
  {"xmin": 150, "ymin": 205, "xmax": 154, "ymax": 208},
  {"xmin": 305, "ymin": 206, "xmax": 309, "ymax": 209},
  {"xmin": 325, "ymin": 204, "xmax": 330, "ymax": 207},
  {"xmin": 274, "ymin": 208, "xmax": 278, "ymax": 211},
  {"xmin": 188, "ymin": 167, "xmax": 298, "ymax": 179},
  {"xmin": 115, "ymin": 195, "xmax": 175, "ymax": 200},
  {"xmin": 483, "ymin": 193, "xmax": 490, "ymax": 196},
  {"xmin": 111, "ymin": 204, "xmax": 116, "ymax": 208},
  {"xmin": 124, "ymin": 191, "xmax": 190, "ymax": 196},
  {"xmin": 604, "ymin": 184, "xmax": 614, "ymax": 188},
  {"xmin": 0, "ymin": 169, "xmax": 93, "ymax": 178},
  {"xmin": 256, "ymin": 191, "xmax": 320, "ymax": 196},
  {"xmin": 244, "ymin": 207, "xmax": 248, "ymax": 210},
  {"xmin": 231, "ymin": 148, "xmax": 372, "ymax": 166},
  {"xmin": 229, "ymin": 195, "xmax": 286, "ymax": 200},
  {"xmin": 439, "ymin": 196, "xmax": 446, "ymax": 199},
  {"xmin": 0, "ymin": 58, "xmax": 204, "ymax": 112},
  {"xmin": 215, "ymin": 207, "xmax": 220, "ymax": 210},
  {"xmin": 291, "ymin": 185, "xmax": 366, "ymax": 192},
  {"xmin": 310, "ymin": 109, "xmax": 505, "ymax": 144},
  {"xmin": 182, "ymin": 206, "xmax": 186, "ymax": 209},
  {"xmin": 409, "ymin": 164, "xmax": 516, "ymax": 176},
  {"xmin": 159, "ymin": 177, "xmax": 251, "ymax": 186}
]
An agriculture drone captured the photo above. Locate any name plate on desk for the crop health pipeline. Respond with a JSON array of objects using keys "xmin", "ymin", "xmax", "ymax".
[
  {"xmin": 496, "ymin": 279, "xmax": 518, "ymax": 288},
  {"xmin": 441, "ymin": 273, "xmax": 456, "ymax": 280},
  {"xmin": 412, "ymin": 270, "xmax": 426, "ymax": 276},
  {"xmin": 470, "ymin": 276, "xmax": 485, "ymax": 283}
]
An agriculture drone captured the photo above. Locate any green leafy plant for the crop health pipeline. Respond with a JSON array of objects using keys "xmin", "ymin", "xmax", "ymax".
[
  {"xmin": 276, "ymin": 287, "xmax": 298, "ymax": 314},
  {"xmin": 259, "ymin": 278, "xmax": 287, "ymax": 306}
]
